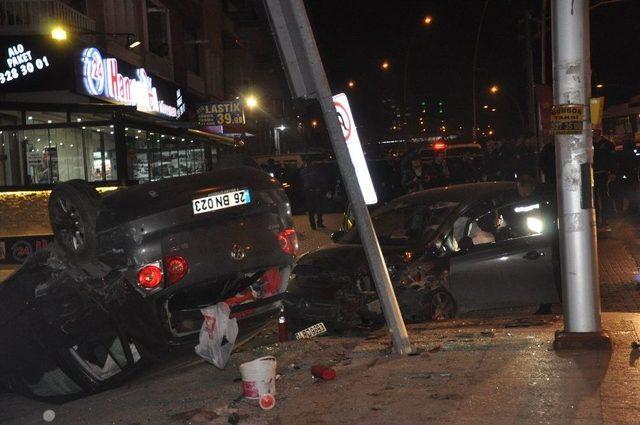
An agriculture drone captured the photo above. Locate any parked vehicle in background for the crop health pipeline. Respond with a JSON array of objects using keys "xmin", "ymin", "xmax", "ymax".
[
  {"xmin": 285, "ymin": 182, "xmax": 559, "ymax": 335},
  {"xmin": 0, "ymin": 167, "xmax": 296, "ymax": 401}
]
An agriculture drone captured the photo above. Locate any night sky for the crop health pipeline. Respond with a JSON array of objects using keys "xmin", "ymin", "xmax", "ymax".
[{"xmin": 303, "ymin": 0, "xmax": 640, "ymax": 141}]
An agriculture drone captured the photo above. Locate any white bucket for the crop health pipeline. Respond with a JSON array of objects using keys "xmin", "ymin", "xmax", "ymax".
[{"xmin": 239, "ymin": 356, "xmax": 277, "ymax": 399}]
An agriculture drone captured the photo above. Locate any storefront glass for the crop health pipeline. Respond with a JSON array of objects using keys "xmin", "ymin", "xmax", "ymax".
[
  {"xmin": 126, "ymin": 130, "xmax": 206, "ymax": 183},
  {"xmin": 26, "ymin": 111, "xmax": 66, "ymax": 125},
  {"xmin": 23, "ymin": 125, "xmax": 117, "ymax": 185}
]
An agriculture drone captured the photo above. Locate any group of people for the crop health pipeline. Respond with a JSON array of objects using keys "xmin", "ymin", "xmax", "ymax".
[
  {"xmin": 272, "ymin": 130, "xmax": 639, "ymax": 231},
  {"xmin": 401, "ymin": 136, "xmax": 540, "ymax": 195},
  {"xmin": 592, "ymin": 129, "xmax": 639, "ymax": 228}
]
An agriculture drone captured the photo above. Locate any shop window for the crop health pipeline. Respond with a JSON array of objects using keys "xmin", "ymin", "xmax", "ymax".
[
  {"xmin": 84, "ymin": 126, "xmax": 117, "ymax": 182},
  {"xmin": 147, "ymin": 0, "xmax": 171, "ymax": 58},
  {"xmin": 126, "ymin": 128, "xmax": 150, "ymax": 183},
  {"xmin": 22, "ymin": 125, "xmax": 117, "ymax": 185},
  {"xmin": 26, "ymin": 111, "xmax": 67, "ymax": 125},
  {"xmin": 0, "ymin": 131, "xmax": 20, "ymax": 186},
  {"xmin": 70, "ymin": 113, "xmax": 113, "ymax": 124},
  {"xmin": 126, "ymin": 130, "xmax": 206, "ymax": 183}
]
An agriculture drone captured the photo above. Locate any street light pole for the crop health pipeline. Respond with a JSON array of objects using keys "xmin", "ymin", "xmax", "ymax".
[
  {"xmin": 471, "ymin": 0, "xmax": 490, "ymax": 143},
  {"xmin": 490, "ymin": 85, "xmax": 526, "ymax": 135},
  {"xmin": 552, "ymin": 0, "xmax": 609, "ymax": 348},
  {"xmin": 402, "ymin": 16, "xmax": 432, "ymax": 144}
]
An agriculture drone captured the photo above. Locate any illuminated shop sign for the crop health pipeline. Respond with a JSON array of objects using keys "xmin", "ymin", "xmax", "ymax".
[
  {"xmin": 0, "ymin": 43, "xmax": 50, "ymax": 85},
  {"xmin": 81, "ymin": 47, "xmax": 178, "ymax": 118}
]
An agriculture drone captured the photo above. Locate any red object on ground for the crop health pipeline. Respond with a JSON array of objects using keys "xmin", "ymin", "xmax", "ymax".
[
  {"xmin": 311, "ymin": 364, "xmax": 336, "ymax": 380},
  {"xmin": 278, "ymin": 308, "xmax": 288, "ymax": 342},
  {"xmin": 259, "ymin": 393, "xmax": 276, "ymax": 410}
]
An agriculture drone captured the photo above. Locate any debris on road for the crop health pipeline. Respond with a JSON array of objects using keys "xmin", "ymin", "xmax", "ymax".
[
  {"xmin": 195, "ymin": 302, "xmax": 239, "ymax": 368},
  {"xmin": 228, "ymin": 412, "xmax": 240, "ymax": 424},
  {"xmin": 239, "ymin": 356, "xmax": 277, "ymax": 399},
  {"xmin": 259, "ymin": 393, "xmax": 276, "ymax": 410},
  {"xmin": 311, "ymin": 364, "xmax": 336, "ymax": 381}
]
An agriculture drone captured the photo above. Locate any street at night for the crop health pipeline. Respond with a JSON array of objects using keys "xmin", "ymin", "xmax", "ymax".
[{"xmin": 2, "ymin": 0, "xmax": 640, "ymax": 424}]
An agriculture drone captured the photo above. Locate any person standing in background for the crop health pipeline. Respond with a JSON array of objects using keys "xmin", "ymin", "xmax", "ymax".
[
  {"xmin": 300, "ymin": 159, "xmax": 328, "ymax": 230},
  {"xmin": 615, "ymin": 135, "xmax": 639, "ymax": 216},
  {"xmin": 538, "ymin": 139, "xmax": 556, "ymax": 184},
  {"xmin": 593, "ymin": 129, "xmax": 617, "ymax": 229}
]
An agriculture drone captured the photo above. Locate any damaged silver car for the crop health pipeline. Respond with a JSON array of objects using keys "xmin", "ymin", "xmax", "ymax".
[{"xmin": 284, "ymin": 182, "xmax": 560, "ymax": 334}]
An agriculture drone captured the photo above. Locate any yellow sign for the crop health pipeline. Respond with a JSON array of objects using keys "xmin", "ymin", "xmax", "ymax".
[
  {"xmin": 590, "ymin": 97, "xmax": 605, "ymax": 128},
  {"xmin": 550, "ymin": 104, "xmax": 585, "ymax": 135}
]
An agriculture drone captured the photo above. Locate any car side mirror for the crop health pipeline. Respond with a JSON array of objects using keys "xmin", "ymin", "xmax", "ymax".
[
  {"xmin": 459, "ymin": 236, "xmax": 475, "ymax": 251},
  {"xmin": 330, "ymin": 230, "xmax": 346, "ymax": 242}
]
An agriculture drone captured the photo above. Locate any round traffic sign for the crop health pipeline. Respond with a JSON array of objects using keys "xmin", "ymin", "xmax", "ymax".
[{"xmin": 333, "ymin": 101, "xmax": 352, "ymax": 142}]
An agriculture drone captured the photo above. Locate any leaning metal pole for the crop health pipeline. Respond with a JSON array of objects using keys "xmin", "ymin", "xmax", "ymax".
[
  {"xmin": 263, "ymin": 0, "xmax": 412, "ymax": 354},
  {"xmin": 552, "ymin": 0, "xmax": 603, "ymax": 337}
]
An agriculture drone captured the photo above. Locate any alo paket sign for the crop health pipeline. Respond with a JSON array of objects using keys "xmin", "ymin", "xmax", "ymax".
[
  {"xmin": 81, "ymin": 47, "xmax": 178, "ymax": 118},
  {"xmin": 0, "ymin": 42, "xmax": 51, "ymax": 85},
  {"xmin": 196, "ymin": 101, "xmax": 245, "ymax": 126},
  {"xmin": 332, "ymin": 92, "xmax": 377, "ymax": 205}
]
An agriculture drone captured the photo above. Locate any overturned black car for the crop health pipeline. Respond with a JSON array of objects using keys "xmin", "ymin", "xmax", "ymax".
[{"xmin": 0, "ymin": 167, "xmax": 297, "ymax": 401}]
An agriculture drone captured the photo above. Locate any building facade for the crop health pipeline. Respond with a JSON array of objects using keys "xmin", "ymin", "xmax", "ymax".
[
  {"xmin": 0, "ymin": 0, "xmax": 294, "ymax": 262},
  {"xmin": 0, "ymin": 0, "xmax": 268, "ymax": 191}
]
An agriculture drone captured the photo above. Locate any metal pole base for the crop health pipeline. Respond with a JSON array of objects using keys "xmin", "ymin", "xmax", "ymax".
[{"xmin": 553, "ymin": 330, "xmax": 612, "ymax": 350}]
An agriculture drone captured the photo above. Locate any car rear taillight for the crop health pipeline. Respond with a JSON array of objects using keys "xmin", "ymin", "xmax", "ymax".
[
  {"xmin": 137, "ymin": 264, "xmax": 163, "ymax": 289},
  {"xmin": 277, "ymin": 228, "xmax": 298, "ymax": 256},
  {"xmin": 164, "ymin": 255, "xmax": 189, "ymax": 285}
]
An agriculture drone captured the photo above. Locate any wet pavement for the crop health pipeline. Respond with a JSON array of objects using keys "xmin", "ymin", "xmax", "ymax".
[
  {"xmin": 4, "ymin": 216, "xmax": 640, "ymax": 423},
  {"xmin": 3, "ymin": 313, "xmax": 640, "ymax": 424}
]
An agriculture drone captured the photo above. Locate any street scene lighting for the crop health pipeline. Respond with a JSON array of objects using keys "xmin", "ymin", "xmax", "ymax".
[
  {"xmin": 1, "ymin": 0, "xmax": 634, "ymax": 421},
  {"xmin": 245, "ymin": 96, "xmax": 258, "ymax": 109},
  {"xmin": 50, "ymin": 26, "xmax": 68, "ymax": 41},
  {"xmin": 127, "ymin": 35, "xmax": 141, "ymax": 49}
]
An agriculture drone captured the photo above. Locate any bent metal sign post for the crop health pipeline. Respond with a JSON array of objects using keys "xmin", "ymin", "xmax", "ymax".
[
  {"xmin": 81, "ymin": 47, "xmax": 178, "ymax": 118},
  {"xmin": 0, "ymin": 43, "xmax": 51, "ymax": 85}
]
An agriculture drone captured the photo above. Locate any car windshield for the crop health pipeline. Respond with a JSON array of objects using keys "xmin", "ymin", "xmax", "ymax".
[{"xmin": 340, "ymin": 201, "xmax": 459, "ymax": 246}]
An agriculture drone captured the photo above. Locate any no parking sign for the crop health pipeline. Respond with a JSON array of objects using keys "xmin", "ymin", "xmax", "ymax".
[{"xmin": 332, "ymin": 93, "xmax": 377, "ymax": 205}]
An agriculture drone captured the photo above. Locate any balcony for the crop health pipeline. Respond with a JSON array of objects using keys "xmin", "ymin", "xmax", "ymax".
[{"xmin": 0, "ymin": 0, "xmax": 96, "ymax": 35}]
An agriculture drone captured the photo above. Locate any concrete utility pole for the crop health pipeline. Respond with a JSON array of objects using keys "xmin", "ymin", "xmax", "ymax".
[
  {"xmin": 263, "ymin": 0, "xmax": 412, "ymax": 354},
  {"xmin": 551, "ymin": 0, "xmax": 610, "ymax": 348}
]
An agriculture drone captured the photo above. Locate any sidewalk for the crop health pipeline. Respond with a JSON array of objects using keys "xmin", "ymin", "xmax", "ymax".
[
  {"xmin": 292, "ymin": 213, "xmax": 342, "ymax": 255},
  {"xmin": 2, "ymin": 313, "xmax": 640, "ymax": 424}
]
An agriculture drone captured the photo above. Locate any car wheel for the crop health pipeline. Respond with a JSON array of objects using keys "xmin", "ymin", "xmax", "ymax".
[
  {"xmin": 48, "ymin": 180, "xmax": 101, "ymax": 261},
  {"xmin": 426, "ymin": 289, "xmax": 456, "ymax": 321}
]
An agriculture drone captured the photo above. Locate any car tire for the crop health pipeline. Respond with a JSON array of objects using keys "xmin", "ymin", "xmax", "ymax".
[
  {"xmin": 48, "ymin": 180, "xmax": 101, "ymax": 261},
  {"xmin": 425, "ymin": 289, "xmax": 456, "ymax": 321}
]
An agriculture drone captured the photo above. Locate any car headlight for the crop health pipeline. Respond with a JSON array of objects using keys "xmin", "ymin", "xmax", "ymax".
[{"xmin": 526, "ymin": 217, "xmax": 543, "ymax": 234}]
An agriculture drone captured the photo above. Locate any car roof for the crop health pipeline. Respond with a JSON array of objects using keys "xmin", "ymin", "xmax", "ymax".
[{"xmin": 386, "ymin": 182, "xmax": 517, "ymax": 209}]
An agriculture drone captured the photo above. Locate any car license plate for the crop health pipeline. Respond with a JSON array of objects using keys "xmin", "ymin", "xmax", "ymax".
[
  {"xmin": 192, "ymin": 189, "xmax": 250, "ymax": 215},
  {"xmin": 294, "ymin": 322, "xmax": 327, "ymax": 340}
]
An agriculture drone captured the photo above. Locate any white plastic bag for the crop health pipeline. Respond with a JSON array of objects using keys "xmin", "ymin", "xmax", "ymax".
[{"xmin": 195, "ymin": 302, "xmax": 238, "ymax": 369}]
